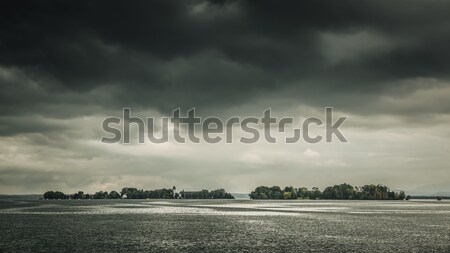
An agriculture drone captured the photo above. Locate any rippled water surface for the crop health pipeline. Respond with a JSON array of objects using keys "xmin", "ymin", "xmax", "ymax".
[{"xmin": 0, "ymin": 199, "xmax": 449, "ymax": 252}]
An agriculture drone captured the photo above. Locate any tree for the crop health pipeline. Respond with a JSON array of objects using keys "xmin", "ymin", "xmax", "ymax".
[
  {"xmin": 44, "ymin": 191, "xmax": 66, "ymax": 200},
  {"xmin": 396, "ymin": 191, "xmax": 406, "ymax": 200},
  {"xmin": 108, "ymin": 191, "xmax": 121, "ymax": 199},
  {"xmin": 308, "ymin": 187, "xmax": 321, "ymax": 200},
  {"xmin": 54, "ymin": 191, "xmax": 66, "ymax": 199},
  {"xmin": 249, "ymin": 186, "xmax": 271, "ymax": 199},
  {"xmin": 283, "ymin": 191, "xmax": 292, "ymax": 199},
  {"xmin": 284, "ymin": 186, "xmax": 297, "ymax": 199},
  {"xmin": 297, "ymin": 187, "xmax": 308, "ymax": 199},
  {"xmin": 259, "ymin": 193, "xmax": 268, "ymax": 199},
  {"xmin": 44, "ymin": 191, "xmax": 55, "ymax": 199},
  {"xmin": 94, "ymin": 191, "xmax": 109, "ymax": 199},
  {"xmin": 269, "ymin": 186, "xmax": 283, "ymax": 199}
]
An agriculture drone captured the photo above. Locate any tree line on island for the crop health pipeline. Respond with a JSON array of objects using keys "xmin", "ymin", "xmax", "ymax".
[
  {"xmin": 249, "ymin": 183, "xmax": 407, "ymax": 200},
  {"xmin": 43, "ymin": 186, "xmax": 234, "ymax": 200}
]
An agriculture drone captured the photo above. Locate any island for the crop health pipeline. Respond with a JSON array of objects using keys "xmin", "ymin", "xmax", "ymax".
[
  {"xmin": 43, "ymin": 186, "xmax": 234, "ymax": 200},
  {"xmin": 249, "ymin": 183, "xmax": 406, "ymax": 200}
]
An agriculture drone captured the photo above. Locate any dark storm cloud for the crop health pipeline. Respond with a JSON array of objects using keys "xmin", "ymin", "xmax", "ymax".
[
  {"xmin": 2, "ymin": 0, "xmax": 450, "ymax": 195},
  {"xmin": 1, "ymin": 0, "xmax": 450, "ymax": 132}
]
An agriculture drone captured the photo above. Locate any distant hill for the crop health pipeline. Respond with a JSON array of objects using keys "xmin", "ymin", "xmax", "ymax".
[
  {"xmin": 407, "ymin": 182, "xmax": 450, "ymax": 196},
  {"xmin": 0, "ymin": 194, "xmax": 41, "ymax": 200}
]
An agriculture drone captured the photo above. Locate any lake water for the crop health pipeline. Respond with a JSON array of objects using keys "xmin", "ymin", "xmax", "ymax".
[{"xmin": 0, "ymin": 199, "xmax": 449, "ymax": 252}]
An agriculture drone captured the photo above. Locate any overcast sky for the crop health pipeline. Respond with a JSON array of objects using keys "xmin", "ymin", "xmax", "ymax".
[{"xmin": 1, "ymin": 0, "xmax": 449, "ymax": 194}]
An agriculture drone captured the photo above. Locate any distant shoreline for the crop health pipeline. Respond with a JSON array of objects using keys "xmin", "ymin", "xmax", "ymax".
[{"xmin": 0, "ymin": 194, "xmax": 448, "ymax": 201}]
